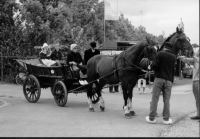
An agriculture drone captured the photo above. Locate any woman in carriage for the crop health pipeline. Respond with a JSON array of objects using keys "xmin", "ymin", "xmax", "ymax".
[
  {"xmin": 39, "ymin": 43, "xmax": 59, "ymax": 67},
  {"xmin": 67, "ymin": 44, "xmax": 87, "ymax": 80}
]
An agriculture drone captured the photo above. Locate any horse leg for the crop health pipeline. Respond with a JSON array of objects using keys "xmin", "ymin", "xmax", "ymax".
[
  {"xmin": 121, "ymin": 81, "xmax": 131, "ymax": 119},
  {"xmin": 96, "ymin": 79, "xmax": 107, "ymax": 111},
  {"xmin": 127, "ymin": 79, "xmax": 137, "ymax": 116},
  {"xmin": 87, "ymin": 84, "xmax": 94, "ymax": 112}
]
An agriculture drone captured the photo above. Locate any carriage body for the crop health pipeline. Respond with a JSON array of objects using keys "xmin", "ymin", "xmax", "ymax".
[{"xmin": 16, "ymin": 59, "xmax": 99, "ymax": 107}]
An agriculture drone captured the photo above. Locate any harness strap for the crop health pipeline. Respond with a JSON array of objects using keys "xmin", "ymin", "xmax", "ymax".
[{"xmin": 112, "ymin": 55, "xmax": 119, "ymax": 79}]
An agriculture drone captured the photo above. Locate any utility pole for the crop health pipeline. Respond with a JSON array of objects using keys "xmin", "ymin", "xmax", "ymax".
[
  {"xmin": 140, "ymin": 11, "xmax": 142, "ymax": 26},
  {"xmin": 1, "ymin": 45, "xmax": 3, "ymax": 81}
]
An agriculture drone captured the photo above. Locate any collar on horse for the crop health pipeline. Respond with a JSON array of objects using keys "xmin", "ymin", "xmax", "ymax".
[{"xmin": 111, "ymin": 45, "xmax": 152, "ymax": 79}]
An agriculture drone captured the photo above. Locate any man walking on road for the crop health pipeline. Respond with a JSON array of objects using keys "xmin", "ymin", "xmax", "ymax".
[
  {"xmin": 178, "ymin": 49, "xmax": 199, "ymax": 120},
  {"xmin": 146, "ymin": 42, "xmax": 176, "ymax": 125}
]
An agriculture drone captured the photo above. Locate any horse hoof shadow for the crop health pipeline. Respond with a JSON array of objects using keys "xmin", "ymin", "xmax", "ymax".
[
  {"xmin": 125, "ymin": 113, "xmax": 132, "ymax": 119},
  {"xmin": 130, "ymin": 111, "xmax": 137, "ymax": 116},
  {"xmin": 100, "ymin": 106, "xmax": 105, "ymax": 111},
  {"xmin": 89, "ymin": 108, "xmax": 95, "ymax": 112}
]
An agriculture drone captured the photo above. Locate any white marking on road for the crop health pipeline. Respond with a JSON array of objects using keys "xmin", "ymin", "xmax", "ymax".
[{"xmin": 0, "ymin": 100, "xmax": 11, "ymax": 109}]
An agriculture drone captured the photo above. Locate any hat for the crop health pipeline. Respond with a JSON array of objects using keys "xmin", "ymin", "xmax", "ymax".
[
  {"xmin": 41, "ymin": 43, "xmax": 49, "ymax": 49},
  {"xmin": 90, "ymin": 41, "xmax": 96, "ymax": 48},
  {"xmin": 70, "ymin": 44, "xmax": 77, "ymax": 50},
  {"xmin": 164, "ymin": 42, "xmax": 173, "ymax": 49}
]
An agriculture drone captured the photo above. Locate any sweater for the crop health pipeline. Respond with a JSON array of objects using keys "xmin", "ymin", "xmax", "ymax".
[
  {"xmin": 84, "ymin": 48, "xmax": 100, "ymax": 64},
  {"xmin": 151, "ymin": 50, "xmax": 176, "ymax": 83}
]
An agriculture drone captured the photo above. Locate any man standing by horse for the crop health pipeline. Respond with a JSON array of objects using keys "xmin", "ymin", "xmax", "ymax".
[
  {"xmin": 84, "ymin": 41, "xmax": 100, "ymax": 65},
  {"xmin": 146, "ymin": 42, "xmax": 176, "ymax": 125}
]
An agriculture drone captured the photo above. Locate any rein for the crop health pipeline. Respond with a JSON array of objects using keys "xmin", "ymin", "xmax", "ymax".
[{"xmin": 69, "ymin": 45, "xmax": 154, "ymax": 92}]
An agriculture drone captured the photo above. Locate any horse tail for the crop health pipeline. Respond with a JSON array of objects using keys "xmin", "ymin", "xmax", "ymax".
[
  {"xmin": 86, "ymin": 56, "xmax": 100, "ymax": 99},
  {"xmin": 87, "ymin": 56, "xmax": 100, "ymax": 82}
]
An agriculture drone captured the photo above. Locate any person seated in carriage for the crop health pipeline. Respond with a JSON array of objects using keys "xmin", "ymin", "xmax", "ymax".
[
  {"xmin": 38, "ymin": 43, "xmax": 58, "ymax": 67},
  {"xmin": 39, "ymin": 43, "xmax": 52, "ymax": 59},
  {"xmin": 39, "ymin": 43, "xmax": 64, "ymax": 67},
  {"xmin": 67, "ymin": 44, "xmax": 87, "ymax": 82},
  {"xmin": 50, "ymin": 43, "xmax": 65, "ymax": 66}
]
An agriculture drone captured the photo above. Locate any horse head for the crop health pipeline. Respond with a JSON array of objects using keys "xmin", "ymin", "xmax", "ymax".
[
  {"xmin": 144, "ymin": 36, "xmax": 158, "ymax": 60},
  {"xmin": 160, "ymin": 28, "xmax": 194, "ymax": 57}
]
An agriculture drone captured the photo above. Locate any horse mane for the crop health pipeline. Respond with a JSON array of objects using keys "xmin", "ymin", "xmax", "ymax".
[{"xmin": 159, "ymin": 32, "xmax": 176, "ymax": 51}]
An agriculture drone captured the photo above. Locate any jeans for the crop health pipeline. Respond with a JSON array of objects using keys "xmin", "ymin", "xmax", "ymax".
[
  {"xmin": 193, "ymin": 80, "xmax": 199, "ymax": 116},
  {"xmin": 149, "ymin": 78, "xmax": 172, "ymax": 121}
]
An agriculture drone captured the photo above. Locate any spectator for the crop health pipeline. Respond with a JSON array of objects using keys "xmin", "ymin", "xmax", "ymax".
[
  {"xmin": 109, "ymin": 85, "xmax": 119, "ymax": 93},
  {"xmin": 137, "ymin": 78, "xmax": 146, "ymax": 94},
  {"xmin": 146, "ymin": 42, "xmax": 176, "ymax": 125},
  {"xmin": 84, "ymin": 41, "xmax": 100, "ymax": 65},
  {"xmin": 178, "ymin": 49, "xmax": 199, "ymax": 120}
]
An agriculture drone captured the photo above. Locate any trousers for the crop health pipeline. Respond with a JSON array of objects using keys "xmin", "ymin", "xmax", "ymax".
[
  {"xmin": 193, "ymin": 80, "xmax": 199, "ymax": 116},
  {"xmin": 149, "ymin": 78, "xmax": 172, "ymax": 121}
]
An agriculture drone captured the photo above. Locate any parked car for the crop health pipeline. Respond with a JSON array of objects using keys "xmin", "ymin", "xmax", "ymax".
[{"xmin": 182, "ymin": 67, "xmax": 193, "ymax": 78}]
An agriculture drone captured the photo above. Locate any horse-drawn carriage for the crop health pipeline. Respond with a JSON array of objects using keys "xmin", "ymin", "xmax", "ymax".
[{"xmin": 16, "ymin": 59, "xmax": 99, "ymax": 107}]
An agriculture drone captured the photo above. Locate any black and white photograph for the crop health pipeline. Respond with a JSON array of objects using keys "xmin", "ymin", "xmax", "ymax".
[{"xmin": 0, "ymin": 0, "xmax": 199, "ymax": 137}]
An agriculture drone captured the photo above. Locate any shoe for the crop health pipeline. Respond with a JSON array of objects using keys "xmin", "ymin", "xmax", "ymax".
[
  {"xmin": 139, "ymin": 91, "xmax": 142, "ymax": 94},
  {"xmin": 190, "ymin": 116, "xmax": 200, "ymax": 120},
  {"xmin": 110, "ymin": 91, "xmax": 115, "ymax": 93},
  {"xmin": 163, "ymin": 119, "xmax": 172, "ymax": 125},
  {"xmin": 146, "ymin": 116, "xmax": 156, "ymax": 124},
  {"xmin": 143, "ymin": 91, "xmax": 146, "ymax": 94}
]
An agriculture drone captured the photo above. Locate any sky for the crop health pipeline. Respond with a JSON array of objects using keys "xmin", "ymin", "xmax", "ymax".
[{"xmin": 105, "ymin": 0, "xmax": 199, "ymax": 45}]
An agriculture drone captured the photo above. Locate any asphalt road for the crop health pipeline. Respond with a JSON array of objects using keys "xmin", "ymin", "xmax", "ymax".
[{"xmin": 0, "ymin": 78, "xmax": 196, "ymax": 137}]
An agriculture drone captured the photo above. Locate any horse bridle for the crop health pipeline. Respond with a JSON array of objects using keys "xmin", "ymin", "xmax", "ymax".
[{"xmin": 120, "ymin": 44, "xmax": 154, "ymax": 72}]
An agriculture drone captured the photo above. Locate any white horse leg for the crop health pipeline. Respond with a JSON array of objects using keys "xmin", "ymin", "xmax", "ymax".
[
  {"xmin": 88, "ymin": 98, "xmax": 94, "ymax": 112},
  {"xmin": 124, "ymin": 105, "xmax": 131, "ymax": 118},
  {"xmin": 128, "ymin": 98, "xmax": 132, "ymax": 111},
  {"xmin": 128, "ymin": 98, "xmax": 136, "ymax": 116},
  {"xmin": 99, "ymin": 96, "xmax": 105, "ymax": 111}
]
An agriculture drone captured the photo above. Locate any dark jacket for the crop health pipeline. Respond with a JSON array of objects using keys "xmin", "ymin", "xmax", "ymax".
[
  {"xmin": 84, "ymin": 48, "xmax": 100, "ymax": 64},
  {"xmin": 51, "ymin": 50, "xmax": 63, "ymax": 60},
  {"xmin": 67, "ymin": 51, "xmax": 83, "ymax": 65},
  {"xmin": 151, "ymin": 50, "xmax": 176, "ymax": 83}
]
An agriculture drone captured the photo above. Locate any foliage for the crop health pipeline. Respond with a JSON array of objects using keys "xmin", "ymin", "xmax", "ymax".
[
  {"xmin": 105, "ymin": 13, "xmax": 164, "ymax": 43},
  {"xmin": 0, "ymin": 0, "xmax": 104, "ymax": 83}
]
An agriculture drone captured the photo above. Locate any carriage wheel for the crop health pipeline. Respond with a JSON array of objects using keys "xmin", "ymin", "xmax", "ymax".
[
  {"xmin": 91, "ymin": 89, "xmax": 100, "ymax": 104},
  {"xmin": 53, "ymin": 81, "xmax": 68, "ymax": 107},
  {"xmin": 15, "ymin": 74, "xmax": 23, "ymax": 85},
  {"xmin": 23, "ymin": 75, "xmax": 41, "ymax": 103}
]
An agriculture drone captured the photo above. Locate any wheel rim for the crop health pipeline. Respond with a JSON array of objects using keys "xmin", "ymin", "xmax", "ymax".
[
  {"xmin": 54, "ymin": 83, "xmax": 66, "ymax": 105},
  {"xmin": 91, "ymin": 90, "xmax": 99, "ymax": 104},
  {"xmin": 16, "ymin": 75, "xmax": 23, "ymax": 85},
  {"xmin": 24, "ymin": 77, "xmax": 40, "ymax": 102}
]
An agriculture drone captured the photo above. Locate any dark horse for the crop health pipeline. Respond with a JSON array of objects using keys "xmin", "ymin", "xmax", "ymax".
[
  {"xmin": 159, "ymin": 27, "xmax": 193, "ymax": 57},
  {"xmin": 86, "ymin": 27, "xmax": 193, "ymax": 119},
  {"xmin": 86, "ymin": 38, "xmax": 157, "ymax": 118}
]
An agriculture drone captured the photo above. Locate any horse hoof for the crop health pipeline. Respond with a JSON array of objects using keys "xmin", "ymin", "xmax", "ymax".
[
  {"xmin": 125, "ymin": 113, "xmax": 132, "ymax": 119},
  {"xmin": 89, "ymin": 108, "xmax": 94, "ymax": 112},
  {"xmin": 130, "ymin": 111, "xmax": 137, "ymax": 116},
  {"xmin": 100, "ymin": 106, "xmax": 105, "ymax": 111}
]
